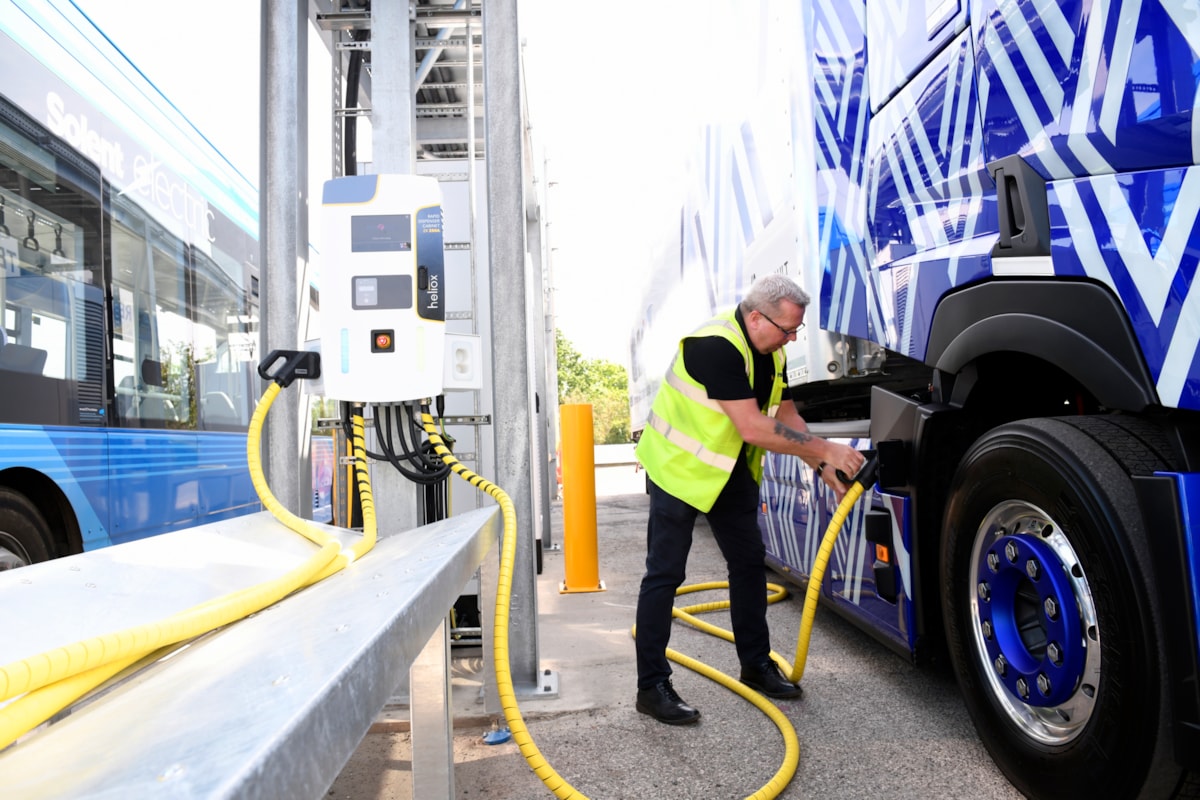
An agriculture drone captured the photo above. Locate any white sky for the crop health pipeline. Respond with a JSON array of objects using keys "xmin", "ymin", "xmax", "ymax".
[{"xmin": 73, "ymin": 0, "xmax": 716, "ymax": 367}]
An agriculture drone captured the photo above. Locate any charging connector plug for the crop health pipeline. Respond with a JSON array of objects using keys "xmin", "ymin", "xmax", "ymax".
[{"xmin": 258, "ymin": 350, "xmax": 323, "ymax": 388}]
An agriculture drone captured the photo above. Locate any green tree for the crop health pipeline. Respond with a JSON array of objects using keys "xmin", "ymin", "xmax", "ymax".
[
  {"xmin": 160, "ymin": 341, "xmax": 198, "ymax": 430},
  {"xmin": 556, "ymin": 329, "xmax": 630, "ymax": 444}
]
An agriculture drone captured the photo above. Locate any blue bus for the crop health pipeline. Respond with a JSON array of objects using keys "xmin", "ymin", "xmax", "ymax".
[{"xmin": 0, "ymin": 0, "xmax": 265, "ymax": 567}]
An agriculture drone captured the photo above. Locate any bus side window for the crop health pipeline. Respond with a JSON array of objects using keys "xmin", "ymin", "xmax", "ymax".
[
  {"xmin": 0, "ymin": 343, "xmax": 47, "ymax": 374},
  {"xmin": 115, "ymin": 359, "xmax": 179, "ymax": 424},
  {"xmin": 202, "ymin": 391, "xmax": 239, "ymax": 424}
]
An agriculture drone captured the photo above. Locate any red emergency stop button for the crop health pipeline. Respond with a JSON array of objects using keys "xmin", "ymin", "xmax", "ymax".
[{"xmin": 371, "ymin": 329, "xmax": 395, "ymax": 353}]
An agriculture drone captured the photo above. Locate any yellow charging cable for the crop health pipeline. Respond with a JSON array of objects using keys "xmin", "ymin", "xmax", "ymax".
[
  {"xmin": 419, "ymin": 408, "xmax": 873, "ymax": 800},
  {"xmin": 0, "ymin": 380, "xmax": 375, "ymax": 751},
  {"xmin": 247, "ymin": 383, "xmax": 377, "ymax": 577},
  {"xmin": 647, "ymin": 581, "xmax": 801, "ymax": 800},
  {"xmin": 785, "ymin": 476, "xmax": 870, "ymax": 684},
  {"xmin": 418, "ymin": 410, "xmax": 586, "ymax": 799},
  {"xmin": 639, "ymin": 469, "xmax": 875, "ymax": 799}
]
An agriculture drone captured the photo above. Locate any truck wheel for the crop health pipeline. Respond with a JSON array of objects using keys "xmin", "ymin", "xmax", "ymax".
[
  {"xmin": 940, "ymin": 417, "xmax": 1184, "ymax": 799},
  {"xmin": 0, "ymin": 488, "xmax": 53, "ymax": 570}
]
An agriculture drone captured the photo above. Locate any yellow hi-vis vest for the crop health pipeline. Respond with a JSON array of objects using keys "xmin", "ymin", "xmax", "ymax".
[{"xmin": 635, "ymin": 309, "xmax": 786, "ymax": 513}]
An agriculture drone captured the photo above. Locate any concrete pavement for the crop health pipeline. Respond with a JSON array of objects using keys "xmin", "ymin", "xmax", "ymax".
[{"xmin": 326, "ymin": 462, "xmax": 1024, "ymax": 799}]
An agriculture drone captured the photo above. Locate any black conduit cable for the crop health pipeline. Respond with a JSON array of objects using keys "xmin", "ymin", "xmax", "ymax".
[
  {"xmin": 405, "ymin": 401, "xmax": 451, "ymax": 475},
  {"xmin": 343, "ymin": 28, "xmax": 363, "ymax": 177},
  {"xmin": 426, "ymin": 395, "xmax": 453, "ymax": 527},
  {"xmin": 376, "ymin": 407, "xmax": 413, "ymax": 477},
  {"xmin": 396, "ymin": 404, "xmax": 450, "ymax": 482},
  {"xmin": 372, "ymin": 406, "xmax": 429, "ymax": 483},
  {"xmin": 340, "ymin": 402, "xmax": 364, "ymax": 529},
  {"xmin": 350, "ymin": 404, "xmax": 412, "ymax": 476},
  {"xmin": 393, "ymin": 404, "xmax": 424, "ymax": 466},
  {"xmin": 357, "ymin": 408, "xmax": 392, "ymax": 464},
  {"xmin": 400, "ymin": 402, "xmax": 452, "ymax": 479},
  {"xmin": 371, "ymin": 404, "xmax": 449, "ymax": 485}
]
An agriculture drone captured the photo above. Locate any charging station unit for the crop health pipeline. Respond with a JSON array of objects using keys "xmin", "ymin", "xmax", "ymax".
[{"xmin": 320, "ymin": 174, "xmax": 445, "ymax": 403}]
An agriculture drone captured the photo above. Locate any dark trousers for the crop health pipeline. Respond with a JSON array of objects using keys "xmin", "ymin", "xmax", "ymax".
[{"xmin": 635, "ymin": 472, "xmax": 770, "ymax": 689}]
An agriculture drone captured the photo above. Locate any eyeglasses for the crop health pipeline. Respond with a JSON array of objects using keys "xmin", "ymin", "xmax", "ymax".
[{"xmin": 757, "ymin": 309, "xmax": 804, "ymax": 337}]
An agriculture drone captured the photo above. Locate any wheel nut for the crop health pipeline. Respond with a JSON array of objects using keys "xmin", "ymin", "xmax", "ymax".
[
  {"xmin": 981, "ymin": 620, "xmax": 993, "ymax": 639},
  {"xmin": 1005, "ymin": 541, "xmax": 1019, "ymax": 562},
  {"xmin": 1037, "ymin": 673, "xmax": 1052, "ymax": 696},
  {"xmin": 1016, "ymin": 677, "xmax": 1029, "ymax": 699},
  {"xmin": 978, "ymin": 582, "xmax": 991, "ymax": 602},
  {"xmin": 994, "ymin": 654, "xmax": 1007, "ymax": 676},
  {"xmin": 1026, "ymin": 558, "xmax": 1040, "ymax": 580},
  {"xmin": 1047, "ymin": 642, "xmax": 1062, "ymax": 666},
  {"xmin": 1044, "ymin": 596, "xmax": 1059, "ymax": 620},
  {"xmin": 987, "ymin": 552, "xmax": 1000, "ymax": 572}
]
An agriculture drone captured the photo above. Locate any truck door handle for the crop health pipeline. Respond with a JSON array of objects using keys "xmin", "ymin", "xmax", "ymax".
[{"xmin": 989, "ymin": 154, "xmax": 1050, "ymax": 258}]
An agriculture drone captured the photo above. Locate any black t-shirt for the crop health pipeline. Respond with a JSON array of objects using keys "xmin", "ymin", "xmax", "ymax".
[
  {"xmin": 680, "ymin": 308, "xmax": 792, "ymax": 503},
  {"xmin": 681, "ymin": 307, "xmax": 792, "ymax": 409}
]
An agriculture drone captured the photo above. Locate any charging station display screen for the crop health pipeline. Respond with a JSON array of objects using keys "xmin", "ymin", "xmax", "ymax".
[{"xmin": 351, "ymin": 214, "xmax": 412, "ymax": 252}]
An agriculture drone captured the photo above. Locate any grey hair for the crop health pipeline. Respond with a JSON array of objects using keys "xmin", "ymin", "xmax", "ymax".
[{"xmin": 739, "ymin": 273, "xmax": 811, "ymax": 315}]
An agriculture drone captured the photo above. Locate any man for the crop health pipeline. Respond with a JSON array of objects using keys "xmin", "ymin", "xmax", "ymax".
[{"xmin": 633, "ymin": 273, "xmax": 865, "ymax": 724}]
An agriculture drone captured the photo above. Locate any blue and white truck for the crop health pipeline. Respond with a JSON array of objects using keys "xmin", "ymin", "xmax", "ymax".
[{"xmin": 628, "ymin": 1, "xmax": 1200, "ymax": 796}]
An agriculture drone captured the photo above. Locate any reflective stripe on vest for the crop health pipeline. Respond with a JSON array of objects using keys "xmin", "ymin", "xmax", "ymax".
[
  {"xmin": 663, "ymin": 369, "xmax": 723, "ymax": 412},
  {"xmin": 644, "ymin": 408, "xmax": 738, "ymax": 473}
]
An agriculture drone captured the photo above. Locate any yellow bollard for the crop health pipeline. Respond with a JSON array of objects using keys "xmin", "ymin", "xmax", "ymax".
[{"xmin": 559, "ymin": 403, "xmax": 605, "ymax": 593}]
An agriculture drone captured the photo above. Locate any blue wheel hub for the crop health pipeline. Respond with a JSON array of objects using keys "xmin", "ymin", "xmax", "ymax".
[{"xmin": 973, "ymin": 534, "xmax": 1085, "ymax": 707}]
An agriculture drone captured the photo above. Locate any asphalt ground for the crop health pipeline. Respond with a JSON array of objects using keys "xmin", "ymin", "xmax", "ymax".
[{"xmin": 327, "ymin": 464, "xmax": 1025, "ymax": 800}]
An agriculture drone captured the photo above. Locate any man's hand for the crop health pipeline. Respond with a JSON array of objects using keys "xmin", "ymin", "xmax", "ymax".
[
  {"xmin": 817, "ymin": 441, "xmax": 866, "ymax": 501},
  {"xmin": 715, "ymin": 397, "xmax": 867, "ymax": 500}
]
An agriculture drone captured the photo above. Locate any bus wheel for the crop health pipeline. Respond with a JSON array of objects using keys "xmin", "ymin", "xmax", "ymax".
[
  {"xmin": 940, "ymin": 417, "xmax": 1183, "ymax": 799},
  {"xmin": 0, "ymin": 488, "xmax": 53, "ymax": 570}
]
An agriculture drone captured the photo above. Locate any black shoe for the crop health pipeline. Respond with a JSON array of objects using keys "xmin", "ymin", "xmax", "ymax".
[
  {"xmin": 740, "ymin": 660, "xmax": 804, "ymax": 699},
  {"xmin": 636, "ymin": 680, "xmax": 701, "ymax": 725}
]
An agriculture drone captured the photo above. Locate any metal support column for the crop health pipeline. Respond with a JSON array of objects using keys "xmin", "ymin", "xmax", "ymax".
[
  {"xmin": 367, "ymin": 2, "xmax": 454, "ymax": 789},
  {"xmin": 367, "ymin": 0, "xmax": 420, "ymax": 539},
  {"xmin": 261, "ymin": 0, "xmax": 308, "ymax": 516},
  {"xmin": 483, "ymin": 0, "xmax": 543, "ymax": 690},
  {"xmin": 410, "ymin": 619, "xmax": 455, "ymax": 798},
  {"xmin": 371, "ymin": 0, "xmax": 415, "ymax": 172}
]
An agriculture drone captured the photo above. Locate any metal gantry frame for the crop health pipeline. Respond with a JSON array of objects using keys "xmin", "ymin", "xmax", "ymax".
[{"xmin": 306, "ymin": 0, "xmax": 559, "ymax": 794}]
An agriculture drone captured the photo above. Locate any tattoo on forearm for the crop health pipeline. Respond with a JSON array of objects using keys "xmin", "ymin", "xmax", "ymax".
[{"xmin": 774, "ymin": 421, "xmax": 813, "ymax": 444}]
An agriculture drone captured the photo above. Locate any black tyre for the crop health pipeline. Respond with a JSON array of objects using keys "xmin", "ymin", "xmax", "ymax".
[
  {"xmin": 0, "ymin": 488, "xmax": 53, "ymax": 570},
  {"xmin": 940, "ymin": 417, "xmax": 1184, "ymax": 799}
]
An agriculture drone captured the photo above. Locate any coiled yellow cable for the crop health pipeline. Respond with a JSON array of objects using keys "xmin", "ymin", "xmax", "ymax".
[
  {"xmin": 642, "ymin": 580, "xmax": 801, "ymax": 799},
  {"xmin": 0, "ymin": 383, "xmax": 376, "ymax": 750},
  {"xmin": 419, "ymin": 410, "xmax": 867, "ymax": 800},
  {"xmin": 632, "ymin": 480, "xmax": 867, "ymax": 799}
]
